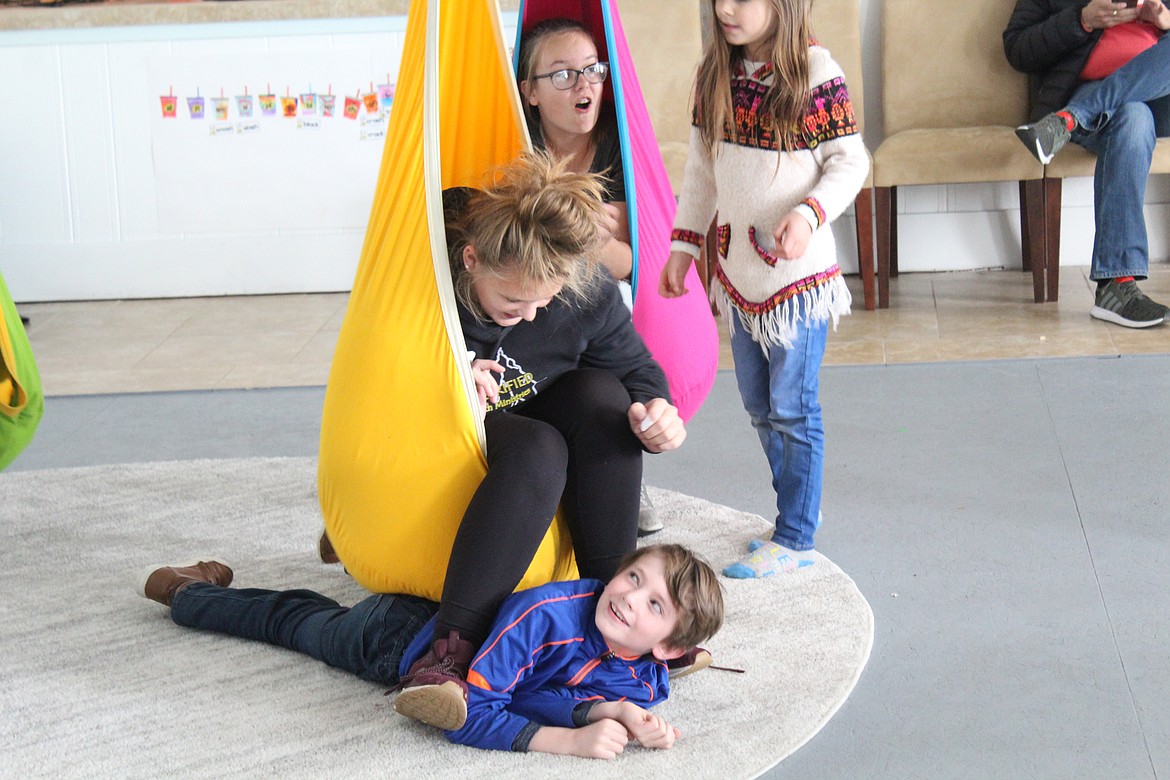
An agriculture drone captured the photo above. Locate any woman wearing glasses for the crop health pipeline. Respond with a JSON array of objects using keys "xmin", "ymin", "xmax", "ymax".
[{"xmin": 518, "ymin": 18, "xmax": 632, "ymax": 286}]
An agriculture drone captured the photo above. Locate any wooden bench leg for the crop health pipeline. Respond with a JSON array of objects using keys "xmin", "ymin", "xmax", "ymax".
[
  {"xmin": 855, "ymin": 187, "xmax": 876, "ymax": 311},
  {"xmin": 889, "ymin": 185, "xmax": 899, "ymax": 277},
  {"xmin": 1043, "ymin": 177, "xmax": 1062, "ymax": 303},
  {"xmin": 874, "ymin": 185, "xmax": 894, "ymax": 309},
  {"xmin": 1021, "ymin": 178, "xmax": 1046, "ymax": 303},
  {"xmin": 1019, "ymin": 180, "xmax": 1032, "ymax": 273}
]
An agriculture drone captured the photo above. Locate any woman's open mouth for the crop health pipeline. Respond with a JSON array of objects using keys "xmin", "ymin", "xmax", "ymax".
[{"xmin": 575, "ymin": 97, "xmax": 593, "ymax": 112}]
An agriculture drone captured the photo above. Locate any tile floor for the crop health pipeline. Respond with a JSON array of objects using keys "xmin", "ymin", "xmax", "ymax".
[{"xmin": 16, "ymin": 264, "xmax": 1170, "ymax": 397}]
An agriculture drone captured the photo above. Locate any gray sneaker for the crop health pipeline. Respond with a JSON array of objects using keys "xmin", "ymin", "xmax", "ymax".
[
  {"xmin": 1016, "ymin": 112, "xmax": 1072, "ymax": 164},
  {"xmin": 1090, "ymin": 279, "xmax": 1169, "ymax": 328},
  {"xmin": 637, "ymin": 482, "xmax": 663, "ymax": 537}
]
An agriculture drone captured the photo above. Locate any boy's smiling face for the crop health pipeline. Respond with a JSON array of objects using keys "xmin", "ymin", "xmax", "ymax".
[{"xmin": 595, "ymin": 552, "xmax": 686, "ymax": 661}]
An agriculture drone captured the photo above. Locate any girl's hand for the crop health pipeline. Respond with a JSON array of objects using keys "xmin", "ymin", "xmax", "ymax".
[
  {"xmin": 659, "ymin": 251, "xmax": 694, "ymax": 298},
  {"xmin": 771, "ymin": 212, "xmax": 814, "ymax": 260},
  {"xmin": 629, "ymin": 399, "xmax": 686, "ymax": 452},
  {"xmin": 596, "ymin": 203, "xmax": 621, "ymax": 244},
  {"xmin": 470, "ymin": 358, "xmax": 504, "ymax": 415}
]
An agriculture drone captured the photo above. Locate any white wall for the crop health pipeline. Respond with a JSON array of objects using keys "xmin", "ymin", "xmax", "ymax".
[
  {"xmin": 0, "ymin": 15, "xmax": 512, "ymax": 302},
  {"xmin": 2, "ymin": 1, "xmax": 1166, "ymax": 302}
]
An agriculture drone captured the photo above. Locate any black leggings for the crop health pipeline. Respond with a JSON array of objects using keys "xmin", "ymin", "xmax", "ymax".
[{"xmin": 435, "ymin": 368, "xmax": 643, "ymax": 646}]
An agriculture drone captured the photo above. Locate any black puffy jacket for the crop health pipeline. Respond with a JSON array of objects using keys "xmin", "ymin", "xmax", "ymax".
[{"xmin": 1003, "ymin": 0, "xmax": 1101, "ymax": 120}]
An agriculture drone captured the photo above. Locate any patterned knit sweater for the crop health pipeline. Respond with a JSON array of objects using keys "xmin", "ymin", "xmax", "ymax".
[{"xmin": 670, "ymin": 46, "xmax": 869, "ymax": 349}]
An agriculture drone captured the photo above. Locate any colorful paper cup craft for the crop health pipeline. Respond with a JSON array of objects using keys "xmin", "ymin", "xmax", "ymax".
[
  {"xmin": 317, "ymin": 0, "xmax": 575, "ymax": 600},
  {"xmin": 259, "ymin": 94, "xmax": 277, "ymax": 116},
  {"xmin": 343, "ymin": 95, "xmax": 360, "ymax": 119},
  {"xmin": 514, "ymin": 0, "xmax": 718, "ymax": 422},
  {"xmin": 236, "ymin": 95, "xmax": 254, "ymax": 118},
  {"xmin": 376, "ymin": 82, "xmax": 395, "ymax": 112},
  {"xmin": 280, "ymin": 96, "xmax": 298, "ymax": 118},
  {"xmin": 361, "ymin": 92, "xmax": 380, "ymax": 114},
  {"xmin": 213, "ymin": 97, "xmax": 230, "ymax": 121},
  {"xmin": 187, "ymin": 96, "xmax": 205, "ymax": 119},
  {"xmin": 300, "ymin": 93, "xmax": 317, "ymax": 115},
  {"xmin": 160, "ymin": 94, "xmax": 177, "ymax": 118},
  {"xmin": 321, "ymin": 94, "xmax": 336, "ymax": 117}
]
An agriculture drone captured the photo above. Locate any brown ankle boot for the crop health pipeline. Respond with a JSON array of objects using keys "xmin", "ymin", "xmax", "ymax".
[
  {"xmin": 138, "ymin": 560, "xmax": 233, "ymax": 607},
  {"xmin": 318, "ymin": 529, "xmax": 340, "ymax": 565},
  {"xmin": 393, "ymin": 630, "xmax": 475, "ymax": 731}
]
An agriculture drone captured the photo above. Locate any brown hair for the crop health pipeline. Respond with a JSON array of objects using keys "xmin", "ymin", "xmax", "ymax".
[
  {"xmin": 617, "ymin": 544, "xmax": 724, "ymax": 650},
  {"xmin": 446, "ymin": 151, "xmax": 608, "ymax": 319},
  {"xmin": 694, "ymin": 0, "xmax": 812, "ymax": 154}
]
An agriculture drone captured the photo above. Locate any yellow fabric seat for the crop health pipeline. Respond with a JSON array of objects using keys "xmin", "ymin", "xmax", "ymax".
[{"xmin": 317, "ymin": 0, "xmax": 577, "ymax": 599}]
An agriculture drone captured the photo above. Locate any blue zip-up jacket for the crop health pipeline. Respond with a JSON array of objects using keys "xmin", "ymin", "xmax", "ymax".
[{"xmin": 399, "ymin": 579, "xmax": 672, "ymax": 752}]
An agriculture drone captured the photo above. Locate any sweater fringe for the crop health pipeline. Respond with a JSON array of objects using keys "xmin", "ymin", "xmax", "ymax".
[{"xmin": 712, "ymin": 274, "xmax": 851, "ymax": 351}]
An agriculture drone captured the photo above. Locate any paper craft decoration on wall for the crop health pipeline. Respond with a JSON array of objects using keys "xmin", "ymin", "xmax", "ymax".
[
  {"xmin": 236, "ymin": 94, "xmax": 253, "ymax": 118},
  {"xmin": 280, "ymin": 95, "xmax": 298, "ymax": 118},
  {"xmin": 318, "ymin": 0, "xmax": 576, "ymax": 599},
  {"xmin": 160, "ymin": 92, "xmax": 177, "ymax": 118},
  {"xmin": 187, "ymin": 95, "xmax": 204, "ymax": 119},
  {"xmin": 361, "ymin": 91, "xmax": 379, "ymax": 114},
  {"xmin": 259, "ymin": 92, "xmax": 277, "ymax": 116},
  {"xmin": 321, "ymin": 94, "xmax": 336, "ymax": 117},
  {"xmin": 343, "ymin": 95, "xmax": 360, "ymax": 119},
  {"xmin": 213, "ymin": 96, "xmax": 230, "ymax": 121},
  {"xmin": 300, "ymin": 93, "xmax": 317, "ymax": 115},
  {"xmin": 376, "ymin": 82, "xmax": 395, "ymax": 112},
  {"xmin": 514, "ymin": 0, "xmax": 718, "ymax": 422}
]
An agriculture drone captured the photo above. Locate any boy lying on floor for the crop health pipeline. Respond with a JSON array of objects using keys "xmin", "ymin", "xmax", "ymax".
[{"xmin": 138, "ymin": 543, "xmax": 724, "ymax": 759}]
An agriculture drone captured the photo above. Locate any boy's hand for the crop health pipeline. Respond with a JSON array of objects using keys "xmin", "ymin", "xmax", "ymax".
[
  {"xmin": 612, "ymin": 702, "xmax": 681, "ymax": 749},
  {"xmin": 569, "ymin": 719, "xmax": 630, "ymax": 759},
  {"xmin": 659, "ymin": 251, "xmax": 694, "ymax": 298},
  {"xmin": 771, "ymin": 212, "xmax": 813, "ymax": 260},
  {"xmin": 628, "ymin": 399, "xmax": 686, "ymax": 452}
]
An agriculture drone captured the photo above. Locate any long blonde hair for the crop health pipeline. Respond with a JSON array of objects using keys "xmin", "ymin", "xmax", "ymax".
[
  {"xmin": 694, "ymin": 0, "xmax": 812, "ymax": 153},
  {"xmin": 446, "ymin": 151, "xmax": 608, "ymax": 318}
]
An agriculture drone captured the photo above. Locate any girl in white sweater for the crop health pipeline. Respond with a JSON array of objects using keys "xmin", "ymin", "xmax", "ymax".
[{"xmin": 661, "ymin": 0, "xmax": 868, "ymax": 578}]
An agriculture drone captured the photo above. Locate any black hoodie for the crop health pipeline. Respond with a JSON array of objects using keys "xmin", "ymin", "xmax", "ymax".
[
  {"xmin": 444, "ymin": 187, "xmax": 670, "ymax": 415},
  {"xmin": 1003, "ymin": 0, "xmax": 1103, "ymax": 121}
]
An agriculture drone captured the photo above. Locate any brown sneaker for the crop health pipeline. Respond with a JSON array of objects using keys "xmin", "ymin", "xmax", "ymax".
[
  {"xmin": 318, "ymin": 529, "xmax": 340, "ymax": 564},
  {"xmin": 392, "ymin": 630, "xmax": 475, "ymax": 730},
  {"xmin": 137, "ymin": 560, "xmax": 233, "ymax": 607}
]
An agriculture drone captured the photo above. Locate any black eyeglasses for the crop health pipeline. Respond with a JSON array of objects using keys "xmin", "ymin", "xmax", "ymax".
[{"xmin": 530, "ymin": 62, "xmax": 609, "ymax": 91}]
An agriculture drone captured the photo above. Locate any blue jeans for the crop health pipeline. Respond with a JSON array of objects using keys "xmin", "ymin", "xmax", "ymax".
[
  {"xmin": 1066, "ymin": 33, "xmax": 1170, "ymax": 281},
  {"xmin": 728, "ymin": 310, "xmax": 826, "ymax": 551},
  {"xmin": 171, "ymin": 582, "xmax": 438, "ymax": 685}
]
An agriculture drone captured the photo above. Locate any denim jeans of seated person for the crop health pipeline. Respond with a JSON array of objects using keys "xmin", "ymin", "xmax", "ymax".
[{"xmin": 1066, "ymin": 33, "xmax": 1170, "ymax": 281}]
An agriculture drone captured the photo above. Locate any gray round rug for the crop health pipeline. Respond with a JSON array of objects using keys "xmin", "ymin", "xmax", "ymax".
[{"xmin": 0, "ymin": 457, "xmax": 872, "ymax": 779}]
